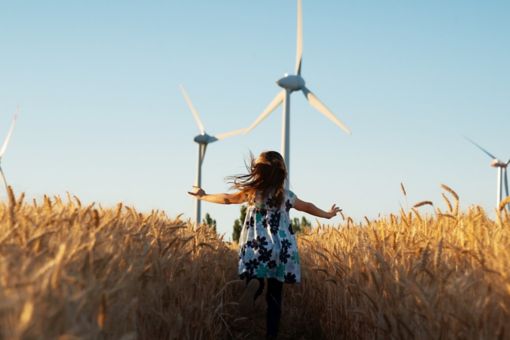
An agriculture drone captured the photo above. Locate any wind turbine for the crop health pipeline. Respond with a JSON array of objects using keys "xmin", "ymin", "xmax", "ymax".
[
  {"xmin": 245, "ymin": 0, "xmax": 351, "ymax": 189},
  {"xmin": 180, "ymin": 85, "xmax": 246, "ymax": 226},
  {"xmin": 0, "ymin": 107, "xmax": 19, "ymax": 195},
  {"xmin": 466, "ymin": 137, "xmax": 509, "ymax": 209}
]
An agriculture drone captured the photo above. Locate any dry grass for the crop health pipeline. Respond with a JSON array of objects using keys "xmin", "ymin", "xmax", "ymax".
[{"xmin": 0, "ymin": 186, "xmax": 509, "ymax": 339}]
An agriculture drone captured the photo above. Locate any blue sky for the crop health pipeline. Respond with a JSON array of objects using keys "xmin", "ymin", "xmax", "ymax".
[{"xmin": 0, "ymin": 1, "xmax": 509, "ymax": 238}]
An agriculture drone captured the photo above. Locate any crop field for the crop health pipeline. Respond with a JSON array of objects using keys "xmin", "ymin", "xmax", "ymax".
[{"xmin": 0, "ymin": 186, "xmax": 509, "ymax": 339}]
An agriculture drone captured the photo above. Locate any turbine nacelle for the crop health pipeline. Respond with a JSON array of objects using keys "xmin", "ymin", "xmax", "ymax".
[
  {"xmin": 276, "ymin": 74, "xmax": 306, "ymax": 92},
  {"xmin": 193, "ymin": 133, "xmax": 217, "ymax": 145},
  {"xmin": 491, "ymin": 159, "xmax": 509, "ymax": 168}
]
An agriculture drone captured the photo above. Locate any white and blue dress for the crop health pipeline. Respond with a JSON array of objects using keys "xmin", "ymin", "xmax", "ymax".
[{"xmin": 238, "ymin": 190, "xmax": 301, "ymax": 283}]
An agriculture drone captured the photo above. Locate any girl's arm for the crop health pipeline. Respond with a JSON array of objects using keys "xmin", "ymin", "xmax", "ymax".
[
  {"xmin": 293, "ymin": 197, "xmax": 341, "ymax": 219},
  {"xmin": 188, "ymin": 187, "xmax": 247, "ymax": 205}
]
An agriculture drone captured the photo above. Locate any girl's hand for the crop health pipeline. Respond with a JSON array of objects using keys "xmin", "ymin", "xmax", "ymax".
[
  {"xmin": 327, "ymin": 204, "xmax": 342, "ymax": 219},
  {"xmin": 188, "ymin": 187, "xmax": 206, "ymax": 198}
]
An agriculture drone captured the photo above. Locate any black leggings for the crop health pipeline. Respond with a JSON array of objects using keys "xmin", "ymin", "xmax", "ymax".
[{"xmin": 247, "ymin": 278, "xmax": 283, "ymax": 337}]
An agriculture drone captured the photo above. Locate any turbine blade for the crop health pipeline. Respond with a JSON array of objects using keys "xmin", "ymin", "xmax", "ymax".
[
  {"xmin": 215, "ymin": 128, "xmax": 246, "ymax": 141},
  {"xmin": 0, "ymin": 167, "xmax": 8, "ymax": 194},
  {"xmin": 180, "ymin": 85, "xmax": 206, "ymax": 135},
  {"xmin": 245, "ymin": 91, "xmax": 285, "ymax": 133},
  {"xmin": 295, "ymin": 0, "xmax": 303, "ymax": 75},
  {"xmin": 464, "ymin": 137, "xmax": 498, "ymax": 160},
  {"xmin": 302, "ymin": 87, "xmax": 351, "ymax": 134},
  {"xmin": 0, "ymin": 108, "xmax": 19, "ymax": 158}
]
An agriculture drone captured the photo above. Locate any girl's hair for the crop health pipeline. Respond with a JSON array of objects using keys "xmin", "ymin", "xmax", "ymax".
[{"xmin": 228, "ymin": 151, "xmax": 287, "ymax": 206}]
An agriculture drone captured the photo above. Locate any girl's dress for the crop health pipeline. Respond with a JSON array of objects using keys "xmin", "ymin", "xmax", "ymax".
[{"xmin": 238, "ymin": 189, "xmax": 301, "ymax": 283}]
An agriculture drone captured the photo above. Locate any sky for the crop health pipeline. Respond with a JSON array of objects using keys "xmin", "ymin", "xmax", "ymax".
[{"xmin": 0, "ymin": 0, "xmax": 509, "ymax": 239}]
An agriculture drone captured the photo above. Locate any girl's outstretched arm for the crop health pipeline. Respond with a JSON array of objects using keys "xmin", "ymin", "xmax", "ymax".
[
  {"xmin": 293, "ymin": 197, "xmax": 341, "ymax": 219},
  {"xmin": 188, "ymin": 187, "xmax": 247, "ymax": 205}
]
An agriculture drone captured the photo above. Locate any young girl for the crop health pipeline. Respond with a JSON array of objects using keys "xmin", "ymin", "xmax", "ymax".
[{"xmin": 188, "ymin": 151, "xmax": 341, "ymax": 338}]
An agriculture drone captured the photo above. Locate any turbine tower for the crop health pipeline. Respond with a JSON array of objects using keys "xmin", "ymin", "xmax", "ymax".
[
  {"xmin": 180, "ymin": 85, "xmax": 245, "ymax": 226},
  {"xmin": 466, "ymin": 138, "xmax": 509, "ymax": 209},
  {"xmin": 0, "ymin": 107, "xmax": 19, "ymax": 195},
  {"xmin": 245, "ymin": 0, "xmax": 351, "ymax": 189}
]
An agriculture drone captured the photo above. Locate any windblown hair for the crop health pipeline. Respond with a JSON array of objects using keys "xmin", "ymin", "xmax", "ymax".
[{"xmin": 228, "ymin": 151, "xmax": 287, "ymax": 207}]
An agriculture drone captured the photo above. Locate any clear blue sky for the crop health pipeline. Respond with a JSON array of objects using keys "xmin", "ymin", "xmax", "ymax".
[{"xmin": 1, "ymin": 1, "xmax": 509, "ymax": 238}]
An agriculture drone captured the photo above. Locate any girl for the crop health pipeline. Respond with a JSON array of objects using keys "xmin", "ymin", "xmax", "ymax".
[{"xmin": 188, "ymin": 151, "xmax": 341, "ymax": 339}]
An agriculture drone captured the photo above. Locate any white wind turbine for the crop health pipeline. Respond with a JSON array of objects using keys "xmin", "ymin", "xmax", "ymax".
[
  {"xmin": 466, "ymin": 137, "xmax": 509, "ymax": 209},
  {"xmin": 180, "ymin": 85, "xmax": 246, "ymax": 226},
  {"xmin": 245, "ymin": 0, "xmax": 351, "ymax": 189},
  {"xmin": 0, "ymin": 107, "xmax": 19, "ymax": 194}
]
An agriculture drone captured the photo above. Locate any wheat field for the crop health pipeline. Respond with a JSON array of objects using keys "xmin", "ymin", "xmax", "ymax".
[{"xmin": 0, "ymin": 186, "xmax": 509, "ymax": 339}]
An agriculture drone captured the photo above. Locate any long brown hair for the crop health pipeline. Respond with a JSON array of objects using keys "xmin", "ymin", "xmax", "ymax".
[{"xmin": 228, "ymin": 151, "xmax": 287, "ymax": 206}]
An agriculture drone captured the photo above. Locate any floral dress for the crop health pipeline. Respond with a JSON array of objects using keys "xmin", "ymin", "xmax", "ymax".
[{"xmin": 238, "ymin": 189, "xmax": 300, "ymax": 283}]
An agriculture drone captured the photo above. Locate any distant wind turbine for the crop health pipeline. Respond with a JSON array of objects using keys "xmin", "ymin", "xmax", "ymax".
[
  {"xmin": 466, "ymin": 137, "xmax": 509, "ymax": 209},
  {"xmin": 245, "ymin": 0, "xmax": 351, "ymax": 189},
  {"xmin": 180, "ymin": 85, "xmax": 246, "ymax": 226},
  {"xmin": 0, "ymin": 106, "xmax": 19, "ymax": 194}
]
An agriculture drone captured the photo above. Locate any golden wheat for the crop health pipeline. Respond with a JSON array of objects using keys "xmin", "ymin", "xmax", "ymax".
[
  {"xmin": 0, "ymin": 186, "xmax": 509, "ymax": 339},
  {"xmin": 0, "ymin": 188, "xmax": 241, "ymax": 339}
]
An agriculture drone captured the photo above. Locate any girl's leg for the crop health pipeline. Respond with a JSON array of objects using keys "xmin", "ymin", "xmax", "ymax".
[
  {"xmin": 265, "ymin": 278, "xmax": 283, "ymax": 338},
  {"xmin": 240, "ymin": 278, "xmax": 264, "ymax": 313},
  {"xmin": 252, "ymin": 278, "xmax": 265, "ymax": 300}
]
